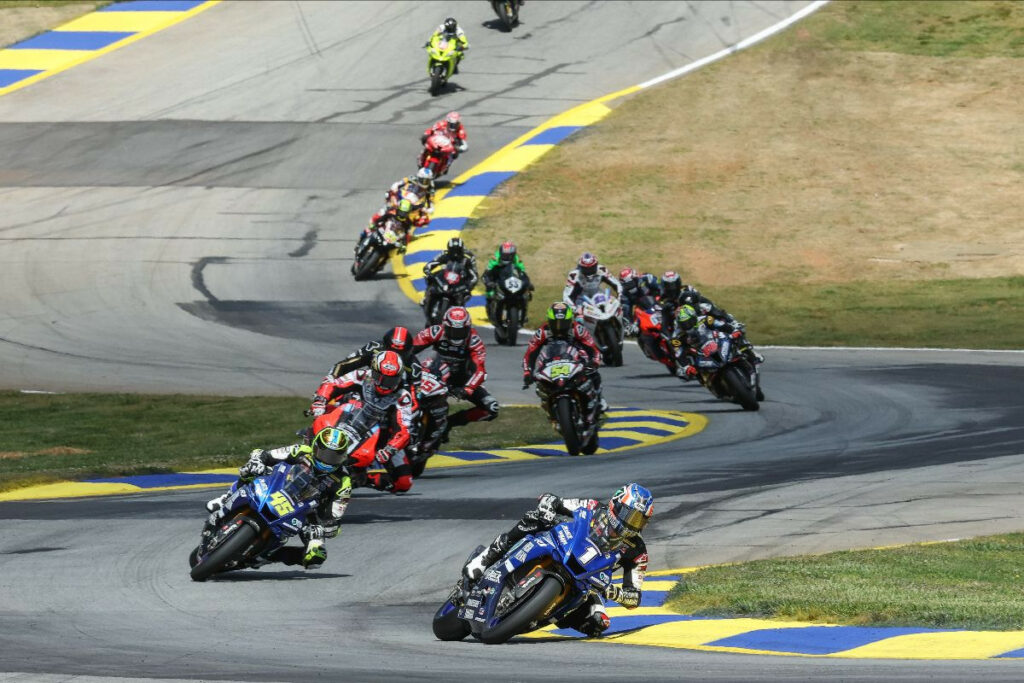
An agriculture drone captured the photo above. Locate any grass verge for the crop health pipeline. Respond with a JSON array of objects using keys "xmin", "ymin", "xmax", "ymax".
[
  {"xmin": 666, "ymin": 534, "xmax": 1024, "ymax": 630},
  {"xmin": 0, "ymin": 392, "xmax": 554, "ymax": 493},
  {"xmin": 465, "ymin": 0, "xmax": 1024, "ymax": 349}
]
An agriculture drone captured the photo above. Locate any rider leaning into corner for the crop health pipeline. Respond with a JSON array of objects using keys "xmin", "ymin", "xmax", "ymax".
[
  {"xmin": 203, "ymin": 429, "xmax": 353, "ymax": 569},
  {"xmin": 422, "ymin": 111, "xmax": 468, "ymax": 157},
  {"xmin": 563, "ymin": 252, "xmax": 622, "ymax": 310},
  {"xmin": 464, "ymin": 484, "xmax": 654, "ymax": 637},
  {"xmin": 522, "ymin": 302, "xmax": 607, "ymax": 415}
]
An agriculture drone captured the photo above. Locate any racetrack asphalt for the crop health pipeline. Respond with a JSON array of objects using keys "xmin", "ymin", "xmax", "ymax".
[{"xmin": 2, "ymin": 2, "xmax": 1024, "ymax": 680}]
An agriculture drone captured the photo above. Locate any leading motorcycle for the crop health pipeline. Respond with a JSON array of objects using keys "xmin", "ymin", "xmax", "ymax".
[
  {"xmin": 432, "ymin": 505, "xmax": 617, "ymax": 643},
  {"xmin": 529, "ymin": 340, "xmax": 600, "ymax": 456},
  {"xmin": 490, "ymin": 0, "xmax": 521, "ymax": 32},
  {"xmin": 426, "ymin": 34, "xmax": 459, "ymax": 96}
]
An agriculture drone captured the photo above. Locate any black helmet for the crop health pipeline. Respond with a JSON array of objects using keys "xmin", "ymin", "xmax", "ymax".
[
  {"xmin": 446, "ymin": 236, "xmax": 465, "ymax": 260},
  {"xmin": 498, "ymin": 240, "xmax": 516, "ymax": 265},
  {"xmin": 546, "ymin": 302, "xmax": 573, "ymax": 340},
  {"xmin": 444, "ymin": 17, "xmax": 458, "ymax": 33},
  {"xmin": 661, "ymin": 271, "xmax": 681, "ymax": 299}
]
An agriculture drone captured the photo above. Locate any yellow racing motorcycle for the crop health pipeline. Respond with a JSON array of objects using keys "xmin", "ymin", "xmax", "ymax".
[{"xmin": 425, "ymin": 34, "xmax": 459, "ymax": 96}]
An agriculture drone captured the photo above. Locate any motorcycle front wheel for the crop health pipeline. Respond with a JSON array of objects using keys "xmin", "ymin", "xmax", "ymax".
[
  {"xmin": 480, "ymin": 577, "xmax": 562, "ymax": 644},
  {"xmin": 504, "ymin": 305, "xmax": 521, "ymax": 346},
  {"xmin": 433, "ymin": 599, "xmax": 471, "ymax": 641},
  {"xmin": 429, "ymin": 63, "xmax": 446, "ymax": 96},
  {"xmin": 189, "ymin": 517, "xmax": 260, "ymax": 582},
  {"xmin": 724, "ymin": 366, "xmax": 759, "ymax": 411},
  {"xmin": 555, "ymin": 396, "xmax": 582, "ymax": 455}
]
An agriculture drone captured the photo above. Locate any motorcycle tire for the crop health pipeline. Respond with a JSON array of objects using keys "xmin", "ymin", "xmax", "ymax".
[
  {"xmin": 433, "ymin": 599, "xmax": 471, "ymax": 641},
  {"xmin": 724, "ymin": 366, "xmax": 759, "ymax": 412},
  {"xmin": 603, "ymin": 327, "xmax": 624, "ymax": 367},
  {"xmin": 480, "ymin": 576, "xmax": 562, "ymax": 644},
  {"xmin": 505, "ymin": 305, "xmax": 520, "ymax": 346},
  {"xmin": 353, "ymin": 248, "xmax": 385, "ymax": 281},
  {"xmin": 499, "ymin": 2, "xmax": 516, "ymax": 31},
  {"xmin": 581, "ymin": 428, "xmax": 599, "ymax": 455},
  {"xmin": 411, "ymin": 458, "xmax": 427, "ymax": 479},
  {"xmin": 189, "ymin": 517, "xmax": 260, "ymax": 582},
  {"xmin": 555, "ymin": 396, "xmax": 583, "ymax": 456},
  {"xmin": 429, "ymin": 65, "xmax": 446, "ymax": 96}
]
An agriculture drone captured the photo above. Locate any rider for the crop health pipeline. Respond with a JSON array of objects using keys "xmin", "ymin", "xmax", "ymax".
[
  {"xmin": 422, "ymin": 237, "xmax": 479, "ymax": 314},
  {"xmin": 522, "ymin": 302, "xmax": 606, "ymax": 415},
  {"xmin": 618, "ymin": 267, "xmax": 640, "ymax": 335},
  {"xmin": 563, "ymin": 252, "xmax": 621, "ymax": 310},
  {"xmin": 658, "ymin": 271, "xmax": 684, "ymax": 337},
  {"xmin": 427, "ymin": 17, "xmax": 469, "ymax": 73},
  {"xmin": 418, "ymin": 130, "xmax": 458, "ymax": 177},
  {"xmin": 202, "ymin": 429, "xmax": 353, "ymax": 569},
  {"xmin": 380, "ymin": 167, "xmax": 436, "ymax": 218},
  {"xmin": 310, "ymin": 327, "xmax": 421, "ymax": 417},
  {"xmin": 315, "ymin": 351, "xmax": 419, "ymax": 494},
  {"xmin": 422, "ymin": 111, "xmax": 468, "ymax": 157},
  {"xmin": 463, "ymin": 484, "xmax": 654, "ymax": 637},
  {"xmin": 412, "ymin": 306, "xmax": 498, "ymax": 438},
  {"xmin": 482, "ymin": 240, "xmax": 534, "ymax": 322},
  {"xmin": 362, "ymin": 198, "xmax": 417, "ymax": 251}
]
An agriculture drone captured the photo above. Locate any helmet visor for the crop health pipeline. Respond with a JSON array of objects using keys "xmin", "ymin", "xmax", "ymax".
[
  {"xmin": 550, "ymin": 316, "xmax": 571, "ymax": 338},
  {"xmin": 611, "ymin": 499, "xmax": 650, "ymax": 534},
  {"xmin": 375, "ymin": 370, "xmax": 402, "ymax": 394}
]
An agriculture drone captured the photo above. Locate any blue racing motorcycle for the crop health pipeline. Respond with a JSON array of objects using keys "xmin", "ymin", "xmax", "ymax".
[
  {"xmin": 432, "ymin": 507, "xmax": 617, "ymax": 644},
  {"xmin": 189, "ymin": 461, "xmax": 322, "ymax": 581}
]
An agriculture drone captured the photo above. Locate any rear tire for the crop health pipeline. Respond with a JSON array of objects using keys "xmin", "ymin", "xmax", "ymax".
[
  {"xmin": 189, "ymin": 519, "xmax": 259, "ymax": 582},
  {"xmin": 433, "ymin": 600, "xmax": 471, "ymax": 641},
  {"xmin": 480, "ymin": 577, "xmax": 562, "ymax": 644},
  {"xmin": 505, "ymin": 306, "xmax": 521, "ymax": 346},
  {"xmin": 555, "ymin": 396, "xmax": 582, "ymax": 456},
  {"xmin": 724, "ymin": 366, "xmax": 759, "ymax": 411}
]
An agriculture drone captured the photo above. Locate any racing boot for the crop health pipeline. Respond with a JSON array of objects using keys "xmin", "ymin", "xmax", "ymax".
[
  {"xmin": 302, "ymin": 539, "xmax": 327, "ymax": 569},
  {"xmin": 578, "ymin": 600, "xmax": 611, "ymax": 638},
  {"xmin": 463, "ymin": 534, "xmax": 509, "ymax": 581},
  {"xmin": 205, "ymin": 492, "xmax": 228, "ymax": 515}
]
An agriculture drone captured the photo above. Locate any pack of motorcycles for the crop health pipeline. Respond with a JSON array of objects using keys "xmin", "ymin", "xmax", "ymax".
[{"xmin": 189, "ymin": 0, "xmax": 764, "ymax": 642}]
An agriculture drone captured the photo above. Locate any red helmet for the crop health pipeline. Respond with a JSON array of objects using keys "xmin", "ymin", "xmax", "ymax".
[
  {"xmin": 442, "ymin": 306, "xmax": 471, "ymax": 344},
  {"xmin": 445, "ymin": 111, "xmax": 461, "ymax": 131},
  {"xmin": 578, "ymin": 252, "xmax": 598, "ymax": 278},
  {"xmin": 382, "ymin": 326, "xmax": 411, "ymax": 356},
  {"xmin": 499, "ymin": 240, "xmax": 517, "ymax": 264},
  {"xmin": 370, "ymin": 350, "xmax": 404, "ymax": 395},
  {"xmin": 619, "ymin": 267, "xmax": 638, "ymax": 284}
]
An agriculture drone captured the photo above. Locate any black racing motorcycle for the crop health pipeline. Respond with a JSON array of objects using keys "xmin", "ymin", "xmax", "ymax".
[
  {"xmin": 351, "ymin": 216, "xmax": 405, "ymax": 281},
  {"xmin": 423, "ymin": 262, "xmax": 472, "ymax": 326},
  {"xmin": 486, "ymin": 263, "xmax": 530, "ymax": 346},
  {"xmin": 409, "ymin": 358, "xmax": 451, "ymax": 478},
  {"xmin": 529, "ymin": 340, "xmax": 600, "ymax": 456},
  {"xmin": 691, "ymin": 327, "xmax": 762, "ymax": 411},
  {"xmin": 490, "ymin": 0, "xmax": 521, "ymax": 32}
]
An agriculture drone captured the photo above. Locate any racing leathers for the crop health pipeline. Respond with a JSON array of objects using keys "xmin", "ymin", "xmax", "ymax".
[
  {"xmin": 311, "ymin": 340, "xmax": 422, "ymax": 416},
  {"xmin": 464, "ymin": 494, "xmax": 649, "ymax": 637},
  {"xmin": 482, "ymin": 250, "xmax": 533, "ymax": 321},
  {"xmin": 373, "ymin": 176, "xmax": 433, "ymax": 227},
  {"xmin": 422, "ymin": 119, "xmax": 467, "ymax": 155},
  {"xmin": 412, "ymin": 323, "xmax": 498, "ymax": 432},
  {"xmin": 361, "ymin": 205, "xmax": 416, "ymax": 251},
  {"xmin": 522, "ymin": 320, "xmax": 606, "ymax": 415},
  {"xmin": 422, "ymin": 250, "xmax": 479, "ymax": 316},
  {"xmin": 203, "ymin": 445, "xmax": 352, "ymax": 569},
  {"xmin": 563, "ymin": 264, "xmax": 621, "ymax": 310}
]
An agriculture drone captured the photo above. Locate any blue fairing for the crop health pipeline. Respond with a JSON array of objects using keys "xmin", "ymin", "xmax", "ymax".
[
  {"xmin": 461, "ymin": 508, "xmax": 620, "ymax": 634},
  {"xmin": 217, "ymin": 463, "xmax": 317, "ymax": 553}
]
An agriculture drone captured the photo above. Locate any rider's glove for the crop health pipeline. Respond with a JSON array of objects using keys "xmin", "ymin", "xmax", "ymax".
[
  {"xmin": 458, "ymin": 141, "xmax": 468, "ymax": 153},
  {"xmin": 677, "ymin": 364, "xmax": 697, "ymax": 380},
  {"xmin": 310, "ymin": 397, "xmax": 327, "ymax": 417},
  {"xmin": 239, "ymin": 451, "xmax": 266, "ymax": 479},
  {"xmin": 603, "ymin": 583, "xmax": 623, "ymax": 603},
  {"xmin": 375, "ymin": 445, "xmax": 397, "ymax": 465},
  {"xmin": 536, "ymin": 493, "xmax": 559, "ymax": 524},
  {"xmin": 730, "ymin": 330, "xmax": 743, "ymax": 339},
  {"xmin": 522, "ymin": 374, "xmax": 534, "ymax": 389},
  {"xmin": 300, "ymin": 524, "xmax": 325, "ymax": 542}
]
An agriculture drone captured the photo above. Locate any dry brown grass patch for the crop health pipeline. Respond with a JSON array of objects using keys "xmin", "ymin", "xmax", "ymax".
[{"xmin": 0, "ymin": 446, "xmax": 93, "ymax": 460}]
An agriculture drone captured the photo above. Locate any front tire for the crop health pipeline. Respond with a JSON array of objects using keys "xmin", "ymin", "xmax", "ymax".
[
  {"xmin": 602, "ymin": 325, "xmax": 623, "ymax": 367},
  {"xmin": 480, "ymin": 577, "xmax": 563, "ymax": 644},
  {"xmin": 429, "ymin": 65, "xmax": 445, "ymax": 96},
  {"xmin": 505, "ymin": 305, "xmax": 520, "ymax": 346},
  {"xmin": 724, "ymin": 366, "xmax": 759, "ymax": 411},
  {"xmin": 189, "ymin": 519, "xmax": 260, "ymax": 582},
  {"xmin": 353, "ymin": 247, "xmax": 385, "ymax": 281},
  {"xmin": 555, "ymin": 396, "xmax": 582, "ymax": 455},
  {"xmin": 433, "ymin": 600, "xmax": 471, "ymax": 641}
]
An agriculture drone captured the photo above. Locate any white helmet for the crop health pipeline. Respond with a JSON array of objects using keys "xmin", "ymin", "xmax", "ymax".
[{"xmin": 415, "ymin": 167, "xmax": 434, "ymax": 188}]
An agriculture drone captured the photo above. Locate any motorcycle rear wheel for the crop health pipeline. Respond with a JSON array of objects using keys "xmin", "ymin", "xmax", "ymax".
[
  {"xmin": 189, "ymin": 518, "xmax": 259, "ymax": 582},
  {"xmin": 480, "ymin": 577, "xmax": 562, "ymax": 644},
  {"xmin": 556, "ymin": 396, "xmax": 582, "ymax": 455}
]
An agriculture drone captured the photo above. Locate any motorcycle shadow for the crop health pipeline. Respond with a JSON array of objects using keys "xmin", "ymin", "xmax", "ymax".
[
  {"xmin": 432, "ymin": 82, "xmax": 466, "ymax": 98},
  {"xmin": 207, "ymin": 571, "xmax": 352, "ymax": 582},
  {"xmin": 480, "ymin": 18, "xmax": 519, "ymax": 32}
]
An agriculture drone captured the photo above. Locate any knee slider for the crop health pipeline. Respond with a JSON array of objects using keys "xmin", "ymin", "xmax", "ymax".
[{"xmin": 484, "ymin": 395, "xmax": 499, "ymax": 420}]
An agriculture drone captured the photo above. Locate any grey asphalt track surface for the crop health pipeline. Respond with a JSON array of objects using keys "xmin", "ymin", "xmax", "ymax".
[{"xmin": 2, "ymin": 2, "xmax": 1024, "ymax": 681}]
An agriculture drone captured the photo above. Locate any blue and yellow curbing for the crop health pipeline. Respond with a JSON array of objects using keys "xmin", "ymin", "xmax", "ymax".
[
  {"xmin": 0, "ymin": 0, "xmax": 219, "ymax": 98},
  {"xmin": 527, "ymin": 567, "xmax": 1024, "ymax": 659},
  {"xmin": 0, "ymin": 407, "xmax": 704, "ymax": 502}
]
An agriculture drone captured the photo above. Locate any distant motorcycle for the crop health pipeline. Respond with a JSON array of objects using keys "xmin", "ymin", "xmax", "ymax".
[
  {"xmin": 426, "ymin": 34, "xmax": 459, "ymax": 96},
  {"xmin": 487, "ymin": 262, "xmax": 529, "ymax": 346},
  {"xmin": 632, "ymin": 295, "xmax": 676, "ymax": 375},
  {"xmin": 691, "ymin": 327, "xmax": 762, "ymax": 411},
  {"xmin": 423, "ymin": 261, "xmax": 472, "ymax": 326},
  {"xmin": 409, "ymin": 358, "xmax": 451, "ymax": 478},
  {"xmin": 490, "ymin": 0, "xmax": 521, "ymax": 31},
  {"xmin": 576, "ymin": 288, "xmax": 623, "ymax": 367},
  {"xmin": 529, "ymin": 340, "xmax": 600, "ymax": 456},
  {"xmin": 351, "ymin": 216, "xmax": 406, "ymax": 281},
  {"xmin": 419, "ymin": 133, "xmax": 457, "ymax": 178}
]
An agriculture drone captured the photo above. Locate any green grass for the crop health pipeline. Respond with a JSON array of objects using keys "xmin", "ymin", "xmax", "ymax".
[
  {"xmin": 667, "ymin": 534, "xmax": 1024, "ymax": 630},
  {"xmin": 0, "ymin": 392, "xmax": 554, "ymax": 493}
]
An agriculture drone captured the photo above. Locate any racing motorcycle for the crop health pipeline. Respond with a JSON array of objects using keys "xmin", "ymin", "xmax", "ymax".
[
  {"xmin": 529, "ymin": 340, "xmax": 600, "ymax": 456},
  {"xmin": 409, "ymin": 358, "xmax": 451, "ymax": 478},
  {"xmin": 423, "ymin": 261, "xmax": 472, "ymax": 326},
  {"xmin": 487, "ymin": 262, "xmax": 529, "ymax": 346},
  {"xmin": 426, "ymin": 34, "xmax": 458, "ymax": 96},
  {"xmin": 419, "ymin": 133, "xmax": 457, "ymax": 178},
  {"xmin": 632, "ymin": 295, "xmax": 677, "ymax": 375},
  {"xmin": 690, "ymin": 326, "xmax": 761, "ymax": 411},
  {"xmin": 432, "ymin": 504, "xmax": 617, "ymax": 644},
  {"xmin": 351, "ymin": 216, "xmax": 406, "ymax": 281},
  {"xmin": 576, "ymin": 288, "xmax": 624, "ymax": 367},
  {"xmin": 490, "ymin": 0, "xmax": 521, "ymax": 32}
]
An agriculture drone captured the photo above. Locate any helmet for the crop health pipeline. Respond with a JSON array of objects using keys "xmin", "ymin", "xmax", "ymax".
[
  {"xmin": 311, "ymin": 427, "xmax": 348, "ymax": 473},
  {"xmin": 546, "ymin": 302, "xmax": 573, "ymax": 340},
  {"xmin": 676, "ymin": 304, "xmax": 698, "ymax": 331},
  {"xmin": 698, "ymin": 301, "xmax": 713, "ymax": 316},
  {"xmin": 395, "ymin": 198, "xmax": 412, "ymax": 222},
  {"xmin": 370, "ymin": 350, "xmax": 404, "ymax": 395},
  {"xmin": 661, "ymin": 271, "xmax": 681, "ymax": 298},
  {"xmin": 443, "ymin": 17, "xmax": 457, "ymax": 33},
  {"xmin": 415, "ymin": 167, "xmax": 434, "ymax": 188},
  {"xmin": 638, "ymin": 273, "xmax": 659, "ymax": 294},
  {"xmin": 445, "ymin": 111, "xmax": 461, "ymax": 132},
  {"xmin": 578, "ymin": 252, "xmax": 598, "ymax": 278},
  {"xmin": 442, "ymin": 306, "xmax": 471, "ymax": 344},
  {"xmin": 446, "ymin": 236, "xmax": 465, "ymax": 260},
  {"xmin": 619, "ymin": 267, "xmax": 638, "ymax": 285},
  {"xmin": 498, "ymin": 240, "xmax": 517, "ymax": 265},
  {"xmin": 382, "ymin": 326, "xmax": 411, "ymax": 357},
  {"xmin": 680, "ymin": 285, "xmax": 701, "ymax": 307},
  {"xmin": 590, "ymin": 483, "xmax": 654, "ymax": 553}
]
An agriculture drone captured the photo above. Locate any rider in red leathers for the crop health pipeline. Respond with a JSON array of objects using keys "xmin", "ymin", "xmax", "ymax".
[
  {"xmin": 412, "ymin": 306, "xmax": 498, "ymax": 438},
  {"xmin": 422, "ymin": 111, "xmax": 468, "ymax": 157},
  {"xmin": 418, "ymin": 131, "xmax": 458, "ymax": 177}
]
